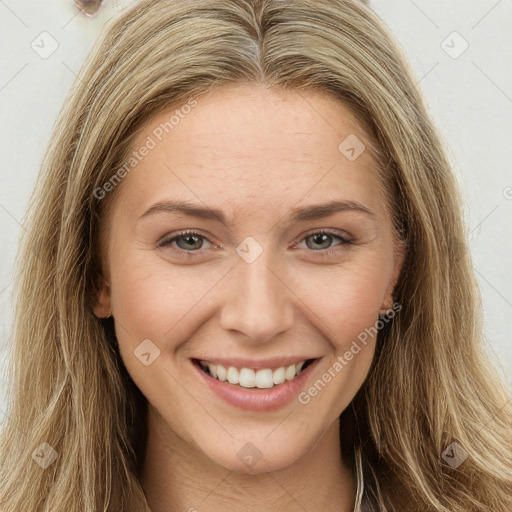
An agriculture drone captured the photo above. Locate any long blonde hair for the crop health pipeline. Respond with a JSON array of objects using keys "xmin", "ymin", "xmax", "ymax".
[{"xmin": 1, "ymin": 1, "xmax": 510, "ymax": 510}]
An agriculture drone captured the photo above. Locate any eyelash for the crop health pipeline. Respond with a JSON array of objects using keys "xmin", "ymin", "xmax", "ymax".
[{"xmin": 157, "ymin": 229, "xmax": 354, "ymax": 258}]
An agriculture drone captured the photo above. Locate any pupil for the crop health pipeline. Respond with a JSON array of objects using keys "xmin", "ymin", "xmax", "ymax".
[
  {"xmin": 179, "ymin": 235, "xmax": 201, "ymax": 250},
  {"xmin": 310, "ymin": 234, "xmax": 330, "ymax": 250}
]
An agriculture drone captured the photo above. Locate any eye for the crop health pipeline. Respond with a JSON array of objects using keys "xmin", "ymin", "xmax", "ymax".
[
  {"xmin": 294, "ymin": 229, "xmax": 353, "ymax": 256},
  {"xmin": 157, "ymin": 230, "xmax": 215, "ymax": 256}
]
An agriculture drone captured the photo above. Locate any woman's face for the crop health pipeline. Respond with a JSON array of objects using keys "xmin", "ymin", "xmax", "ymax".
[{"xmin": 94, "ymin": 84, "xmax": 404, "ymax": 474}]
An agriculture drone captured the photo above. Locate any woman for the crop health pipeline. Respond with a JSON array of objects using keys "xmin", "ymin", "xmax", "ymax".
[{"xmin": 1, "ymin": 0, "xmax": 510, "ymax": 510}]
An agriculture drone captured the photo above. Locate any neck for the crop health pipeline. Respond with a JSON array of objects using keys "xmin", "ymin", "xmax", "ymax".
[{"xmin": 139, "ymin": 406, "xmax": 356, "ymax": 512}]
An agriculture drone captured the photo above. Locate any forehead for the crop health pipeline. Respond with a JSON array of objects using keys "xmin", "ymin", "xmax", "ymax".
[{"xmin": 119, "ymin": 84, "xmax": 385, "ymax": 220}]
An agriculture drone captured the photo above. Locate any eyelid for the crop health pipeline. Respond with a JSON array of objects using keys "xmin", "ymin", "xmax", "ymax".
[
  {"xmin": 291, "ymin": 227, "xmax": 353, "ymax": 248},
  {"xmin": 157, "ymin": 229, "xmax": 219, "ymax": 250}
]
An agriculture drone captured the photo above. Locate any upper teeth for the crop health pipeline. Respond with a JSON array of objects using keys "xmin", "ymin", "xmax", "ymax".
[{"xmin": 199, "ymin": 360, "xmax": 307, "ymax": 389}]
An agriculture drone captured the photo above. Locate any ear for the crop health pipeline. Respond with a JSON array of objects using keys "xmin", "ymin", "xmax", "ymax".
[
  {"xmin": 91, "ymin": 273, "xmax": 112, "ymax": 319},
  {"xmin": 380, "ymin": 239, "xmax": 405, "ymax": 311}
]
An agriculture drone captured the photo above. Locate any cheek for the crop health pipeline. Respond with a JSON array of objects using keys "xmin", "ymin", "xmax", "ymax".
[
  {"xmin": 108, "ymin": 256, "xmax": 202, "ymax": 410},
  {"xmin": 289, "ymin": 254, "xmax": 391, "ymax": 343},
  {"xmin": 109, "ymin": 252, "xmax": 225, "ymax": 345},
  {"xmin": 293, "ymin": 260, "xmax": 388, "ymax": 408},
  {"xmin": 112, "ymin": 256, "xmax": 203, "ymax": 337}
]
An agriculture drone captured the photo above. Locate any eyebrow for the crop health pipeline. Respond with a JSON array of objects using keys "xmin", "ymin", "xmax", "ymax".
[{"xmin": 139, "ymin": 198, "xmax": 376, "ymax": 225}]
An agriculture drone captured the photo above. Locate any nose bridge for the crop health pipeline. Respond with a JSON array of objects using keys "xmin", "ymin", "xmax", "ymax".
[{"xmin": 219, "ymin": 238, "xmax": 294, "ymax": 343}]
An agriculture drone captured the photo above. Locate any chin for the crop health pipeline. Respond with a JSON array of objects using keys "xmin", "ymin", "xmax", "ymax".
[{"xmin": 199, "ymin": 429, "xmax": 319, "ymax": 476}]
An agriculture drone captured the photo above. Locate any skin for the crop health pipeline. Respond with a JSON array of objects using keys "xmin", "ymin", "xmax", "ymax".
[{"xmin": 93, "ymin": 83, "xmax": 404, "ymax": 512}]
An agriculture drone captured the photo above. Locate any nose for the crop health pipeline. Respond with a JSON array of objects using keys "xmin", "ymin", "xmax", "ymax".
[{"xmin": 219, "ymin": 246, "xmax": 295, "ymax": 345}]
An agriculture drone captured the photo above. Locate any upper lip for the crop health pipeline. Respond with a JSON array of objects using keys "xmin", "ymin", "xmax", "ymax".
[{"xmin": 193, "ymin": 356, "xmax": 320, "ymax": 370}]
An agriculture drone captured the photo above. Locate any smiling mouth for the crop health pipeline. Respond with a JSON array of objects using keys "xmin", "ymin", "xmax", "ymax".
[{"xmin": 192, "ymin": 358, "xmax": 317, "ymax": 389}]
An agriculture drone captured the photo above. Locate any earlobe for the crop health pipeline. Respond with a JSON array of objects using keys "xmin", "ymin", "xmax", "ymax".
[
  {"xmin": 91, "ymin": 274, "xmax": 112, "ymax": 319},
  {"xmin": 381, "ymin": 240, "xmax": 406, "ymax": 311},
  {"xmin": 92, "ymin": 300, "xmax": 112, "ymax": 319}
]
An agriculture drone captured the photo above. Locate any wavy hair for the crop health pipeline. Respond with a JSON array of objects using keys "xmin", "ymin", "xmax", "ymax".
[{"xmin": 1, "ymin": 0, "xmax": 511, "ymax": 510}]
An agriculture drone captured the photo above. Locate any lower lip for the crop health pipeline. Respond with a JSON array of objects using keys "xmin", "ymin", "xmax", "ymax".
[{"xmin": 192, "ymin": 358, "xmax": 321, "ymax": 412}]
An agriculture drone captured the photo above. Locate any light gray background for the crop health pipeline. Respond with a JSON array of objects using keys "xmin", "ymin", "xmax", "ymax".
[{"xmin": 1, "ymin": 0, "xmax": 511, "ymax": 422}]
